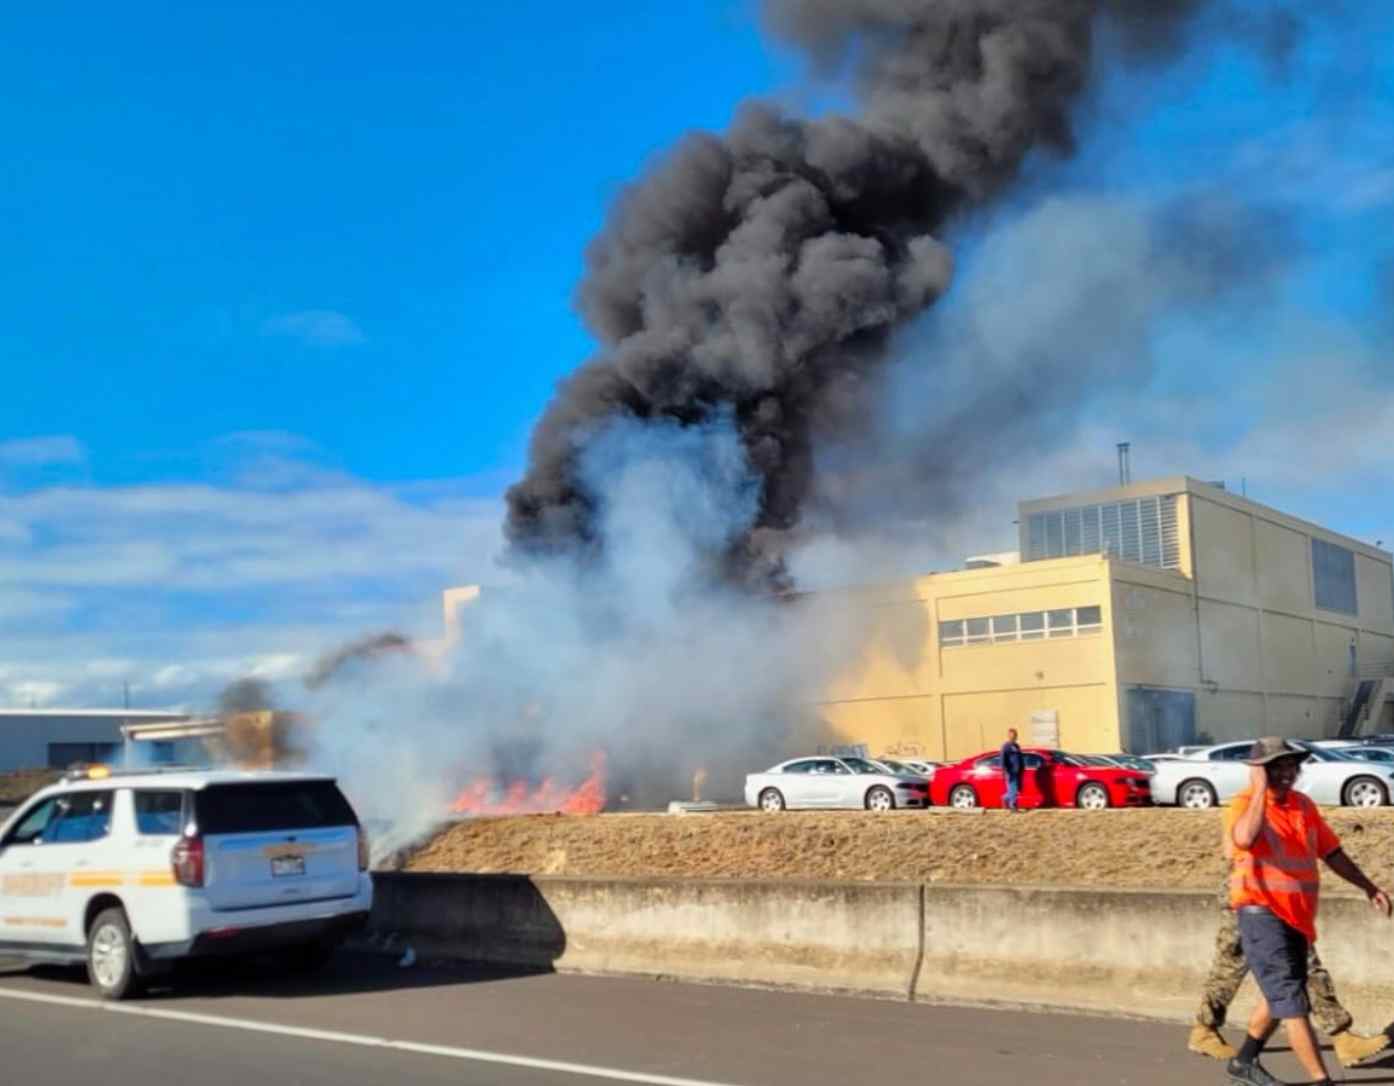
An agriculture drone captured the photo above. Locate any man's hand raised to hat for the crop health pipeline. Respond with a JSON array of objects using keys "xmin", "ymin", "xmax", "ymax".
[{"xmin": 1249, "ymin": 764, "xmax": 1268, "ymax": 792}]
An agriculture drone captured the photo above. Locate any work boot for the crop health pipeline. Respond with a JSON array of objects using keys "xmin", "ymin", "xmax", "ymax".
[
  {"xmin": 1225, "ymin": 1057, "xmax": 1287, "ymax": 1086},
  {"xmin": 1189, "ymin": 1023, "xmax": 1238, "ymax": 1060},
  {"xmin": 1332, "ymin": 1029, "xmax": 1389, "ymax": 1067}
]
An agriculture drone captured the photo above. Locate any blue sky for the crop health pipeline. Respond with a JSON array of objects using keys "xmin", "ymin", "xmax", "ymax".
[{"xmin": 2, "ymin": 2, "xmax": 1393, "ymax": 709}]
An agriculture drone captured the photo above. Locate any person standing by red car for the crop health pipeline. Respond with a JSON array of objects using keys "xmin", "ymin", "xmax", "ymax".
[{"xmin": 1000, "ymin": 728, "xmax": 1024, "ymax": 812}]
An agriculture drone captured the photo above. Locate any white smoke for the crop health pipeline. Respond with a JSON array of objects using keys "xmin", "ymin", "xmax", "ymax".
[{"xmin": 302, "ymin": 414, "xmax": 875, "ymax": 858}]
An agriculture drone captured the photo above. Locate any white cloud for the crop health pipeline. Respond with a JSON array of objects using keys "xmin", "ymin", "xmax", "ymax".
[
  {"xmin": 0, "ymin": 437, "xmax": 508, "ymax": 711},
  {"xmin": 262, "ymin": 309, "xmax": 366, "ymax": 347},
  {"xmin": 0, "ymin": 435, "xmax": 86, "ymax": 467}
]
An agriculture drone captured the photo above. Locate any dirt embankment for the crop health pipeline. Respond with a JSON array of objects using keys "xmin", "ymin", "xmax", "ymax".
[{"xmin": 403, "ymin": 808, "xmax": 1394, "ymax": 892}]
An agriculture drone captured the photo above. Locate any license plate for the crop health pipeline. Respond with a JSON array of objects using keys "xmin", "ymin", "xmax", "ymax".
[{"xmin": 271, "ymin": 855, "xmax": 305, "ymax": 878}]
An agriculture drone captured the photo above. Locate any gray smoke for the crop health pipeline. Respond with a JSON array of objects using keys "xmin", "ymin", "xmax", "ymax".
[{"xmin": 504, "ymin": 0, "xmax": 1248, "ymax": 583}]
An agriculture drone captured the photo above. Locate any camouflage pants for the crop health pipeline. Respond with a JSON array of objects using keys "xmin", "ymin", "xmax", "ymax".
[{"xmin": 1196, "ymin": 906, "xmax": 1353, "ymax": 1035}]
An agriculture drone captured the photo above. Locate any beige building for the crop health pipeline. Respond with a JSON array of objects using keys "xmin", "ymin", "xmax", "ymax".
[{"xmin": 815, "ymin": 477, "xmax": 1394, "ymax": 760}]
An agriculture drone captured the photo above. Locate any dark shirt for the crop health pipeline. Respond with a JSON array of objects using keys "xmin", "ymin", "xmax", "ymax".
[{"xmin": 1000, "ymin": 740, "xmax": 1024, "ymax": 781}]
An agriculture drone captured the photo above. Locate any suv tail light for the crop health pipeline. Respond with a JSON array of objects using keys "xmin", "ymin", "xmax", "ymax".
[
  {"xmin": 171, "ymin": 835, "xmax": 205, "ymax": 888},
  {"xmin": 357, "ymin": 827, "xmax": 369, "ymax": 872}
]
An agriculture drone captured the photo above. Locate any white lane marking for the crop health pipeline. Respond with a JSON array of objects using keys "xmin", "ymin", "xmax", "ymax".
[{"xmin": 0, "ymin": 985, "xmax": 741, "ymax": 1086}]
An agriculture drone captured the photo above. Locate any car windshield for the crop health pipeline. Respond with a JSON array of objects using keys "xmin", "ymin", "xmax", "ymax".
[
  {"xmin": 876, "ymin": 759, "xmax": 915, "ymax": 775},
  {"xmin": 1068, "ymin": 755, "xmax": 1113, "ymax": 767},
  {"xmin": 840, "ymin": 757, "xmax": 884, "ymax": 774}
]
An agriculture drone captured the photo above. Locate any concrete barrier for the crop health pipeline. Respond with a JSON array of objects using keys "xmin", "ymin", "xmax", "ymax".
[
  {"xmin": 371, "ymin": 873, "xmax": 922, "ymax": 997},
  {"xmin": 368, "ymin": 874, "xmax": 1394, "ymax": 1027}
]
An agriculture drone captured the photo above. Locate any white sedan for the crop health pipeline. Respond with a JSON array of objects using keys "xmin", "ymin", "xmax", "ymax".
[
  {"xmin": 744, "ymin": 756, "xmax": 931, "ymax": 812},
  {"xmin": 1149, "ymin": 740, "xmax": 1394, "ymax": 808}
]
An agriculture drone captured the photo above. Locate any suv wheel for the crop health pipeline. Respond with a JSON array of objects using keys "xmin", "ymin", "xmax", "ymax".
[{"xmin": 87, "ymin": 907, "xmax": 141, "ymax": 1001}]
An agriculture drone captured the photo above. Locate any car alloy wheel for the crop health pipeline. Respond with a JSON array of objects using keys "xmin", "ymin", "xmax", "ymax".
[
  {"xmin": 949, "ymin": 785, "xmax": 978, "ymax": 809},
  {"xmin": 86, "ymin": 907, "xmax": 140, "ymax": 1001},
  {"xmin": 1178, "ymin": 780, "xmax": 1216, "ymax": 809},
  {"xmin": 1077, "ymin": 783, "xmax": 1109, "ymax": 810},
  {"xmin": 865, "ymin": 786, "xmax": 895, "ymax": 812},
  {"xmin": 759, "ymin": 788, "xmax": 786, "ymax": 812},
  {"xmin": 1344, "ymin": 777, "xmax": 1388, "ymax": 808}
]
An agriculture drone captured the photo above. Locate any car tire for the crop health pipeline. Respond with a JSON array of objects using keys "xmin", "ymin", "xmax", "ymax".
[
  {"xmin": 949, "ymin": 785, "xmax": 979, "ymax": 809},
  {"xmin": 865, "ymin": 786, "xmax": 895, "ymax": 812},
  {"xmin": 1077, "ymin": 782, "xmax": 1110, "ymax": 810},
  {"xmin": 87, "ymin": 907, "xmax": 142, "ymax": 1001},
  {"xmin": 1342, "ymin": 776, "xmax": 1389, "ymax": 808},
  {"xmin": 758, "ymin": 787, "xmax": 786, "ymax": 813},
  {"xmin": 1177, "ymin": 779, "xmax": 1218, "ymax": 809}
]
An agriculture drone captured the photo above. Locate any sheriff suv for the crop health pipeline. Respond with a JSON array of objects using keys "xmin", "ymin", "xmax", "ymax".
[{"xmin": 0, "ymin": 767, "xmax": 372, "ymax": 999}]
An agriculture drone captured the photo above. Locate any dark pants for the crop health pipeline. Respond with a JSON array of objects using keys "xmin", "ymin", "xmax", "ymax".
[{"xmin": 1237, "ymin": 906, "xmax": 1311, "ymax": 1020}]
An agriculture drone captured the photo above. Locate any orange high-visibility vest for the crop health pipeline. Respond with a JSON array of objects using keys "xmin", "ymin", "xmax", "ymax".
[{"xmin": 1226, "ymin": 787, "xmax": 1340, "ymax": 942}]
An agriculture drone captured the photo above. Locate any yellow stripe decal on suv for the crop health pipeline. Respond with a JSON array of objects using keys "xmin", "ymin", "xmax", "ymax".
[{"xmin": 69, "ymin": 871, "xmax": 126, "ymax": 888}]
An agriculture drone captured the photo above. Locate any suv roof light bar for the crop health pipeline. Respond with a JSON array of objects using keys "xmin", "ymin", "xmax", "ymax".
[{"xmin": 60, "ymin": 763, "xmax": 215, "ymax": 783}]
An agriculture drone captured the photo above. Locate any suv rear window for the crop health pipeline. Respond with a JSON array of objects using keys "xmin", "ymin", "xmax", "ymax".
[
  {"xmin": 194, "ymin": 781, "xmax": 357, "ymax": 835},
  {"xmin": 135, "ymin": 790, "xmax": 186, "ymax": 835}
]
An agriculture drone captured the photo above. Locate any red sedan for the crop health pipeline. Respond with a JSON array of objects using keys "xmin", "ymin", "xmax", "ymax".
[{"xmin": 929, "ymin": 748, "xmax": 1153, "ymax": 810}]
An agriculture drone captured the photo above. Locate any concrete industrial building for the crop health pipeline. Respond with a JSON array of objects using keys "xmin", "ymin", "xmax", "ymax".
[
  {"xmin": 438, "ymin": 475, "xmax": 1394, "ymax": 762},
  {"xmin": 0, "ymin": 709, "xmax": 193, "ymax": 773},
  {"xmin": 817, "ymin": 477, "xmax": 1394, "ymax": 760}
]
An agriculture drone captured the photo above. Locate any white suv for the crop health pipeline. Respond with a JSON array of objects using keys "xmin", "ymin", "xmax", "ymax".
[{"xmin": 0, "ymin": 767, "xmax": 373, "ymax": 999}]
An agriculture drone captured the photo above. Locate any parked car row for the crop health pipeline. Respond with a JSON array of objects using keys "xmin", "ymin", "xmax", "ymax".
[
  {"xmin": 1145, "ymin": 739, "xmax": 1394, "ymax": 808},
  {"xmin": 744, "ymin": 748, "xmax": 1152, "ymax": 812},
  {"xmin": 747, "ymin": 733, "xmax": 1394, "ymax": 813}
]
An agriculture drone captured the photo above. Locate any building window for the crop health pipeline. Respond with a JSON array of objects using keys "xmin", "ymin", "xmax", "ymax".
[
  {"xmin": 1046, "ymin": 609, "xmax": 1075, "ymax": 638},
  {"xmin": 1312, "ymin": 538, "xmax": 1357, "ymax": 615},
  {"xmin": 940, "ymin": 607, "xmax": 1104, "ymax": 649},
  {"xmin": 47, "ymin": 742, "xmax": 120, "ymax": 769},
  {"xmin": 1026, "ymin": 495, "xmax": 1180, "ymax": 571},
  {"xmin": 990, "ymin": 615, "xmax": 1019, "ymax": 642}
]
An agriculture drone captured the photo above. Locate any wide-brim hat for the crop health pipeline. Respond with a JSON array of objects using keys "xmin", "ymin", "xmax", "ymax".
[{"xmin": 1245, "ymin": 736, "xmax": 1311, "ymax": 766}]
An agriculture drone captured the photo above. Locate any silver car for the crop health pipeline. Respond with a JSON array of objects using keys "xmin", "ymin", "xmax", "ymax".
[
  {"xmin": 744, "ymin": 756, "xmax": 931, "ymax": 812},
  {"xmin": 1149, "ymin": 740, "xmax": 1394, "ymax": 808}
]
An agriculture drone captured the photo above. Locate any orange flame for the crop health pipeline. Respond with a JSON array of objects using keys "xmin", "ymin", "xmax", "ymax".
[{"xmin": 450, "ymin": 752, "xmax": 606, "ymax": 816}]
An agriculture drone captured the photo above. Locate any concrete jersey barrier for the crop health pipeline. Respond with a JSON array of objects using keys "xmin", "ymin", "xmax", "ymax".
[
  {"xmin": 371, "ymin": 872, "xmax": 922, "ymax": 997},
  {"xmin": 368, "ymin": 874, "xmax": 1394, "ymax": 1028}
]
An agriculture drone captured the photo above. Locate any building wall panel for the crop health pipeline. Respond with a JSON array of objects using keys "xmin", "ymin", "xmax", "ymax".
[
  {"xmin": 1313, "ymin": 622, "xmax": 1359, "ymax": 698},
  {"xmin": 1356, "ymin": 554, "xmax": 1394, "ymax": 633},
  {"xmin": 1112, "ymin": 580, "xmax": 1198, "ymax": 688},
  {"xmin": 814, "ymin": 698, "xmax": 942, "ymax": 761},
  {"xmin": 1198, "ymin": 600, "xmax": 1263, "ymax": 692},
  {"xmin": 1196, "ymin": 691, "xmax": 1266, "ymax": 744},
  {"xmin": 1254, "ymin": 519, "xmax": 1313, "ymax": 615},
  {"xmin": 1262, "ymin": 612, "xmax": 1317, "ymax": 693},
  {"xmin": 1192, "ymin": 497, "xmax": 1257, "ymax": 606},
  {"xmin": 941, "ymin": 686, "xmax": 1113, "ymax": 759}
]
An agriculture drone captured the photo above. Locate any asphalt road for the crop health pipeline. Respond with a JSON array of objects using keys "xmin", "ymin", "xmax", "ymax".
[{"xmin": 1, "ymin": 953, "xmax": 1392, "ymax": 1086}]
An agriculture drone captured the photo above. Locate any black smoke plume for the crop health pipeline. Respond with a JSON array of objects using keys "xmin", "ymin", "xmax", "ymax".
[{"xmin": 503, "ymin": 0, "xmax": 1255, "ymax": 584}]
